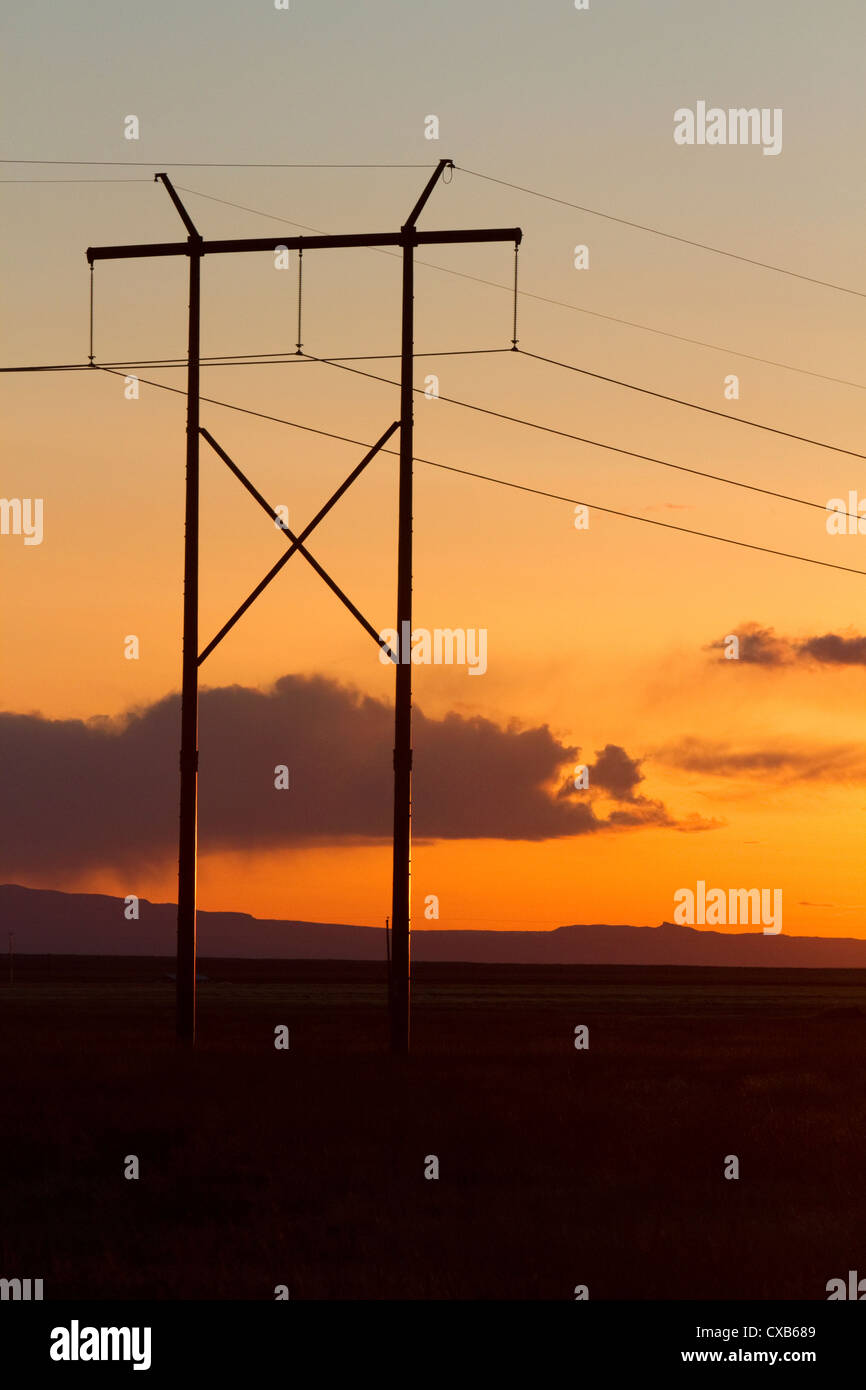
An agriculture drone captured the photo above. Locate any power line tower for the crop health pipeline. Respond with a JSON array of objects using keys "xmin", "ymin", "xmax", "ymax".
[{"xmin": 86, "ymin": 160, "xmax": 521, "ymax": 1052}]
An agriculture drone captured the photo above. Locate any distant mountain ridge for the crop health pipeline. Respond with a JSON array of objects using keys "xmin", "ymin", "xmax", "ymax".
[{"xmin": 2, "ymin": 884, "xmax": 866, "ymax": 968}]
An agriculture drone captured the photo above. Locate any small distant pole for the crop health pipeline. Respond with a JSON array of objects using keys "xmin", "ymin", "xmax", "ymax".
[
  {"xmin": 8, "ymin": 932, "xmax": 14, "ymax": 986},
  {"xmin": 385, "ymin": 915, "xmax": 391, "ymax": 967}
]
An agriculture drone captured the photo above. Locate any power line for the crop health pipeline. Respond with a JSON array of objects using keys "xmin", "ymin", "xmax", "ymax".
[
  {"xmin": 456, "ymin": 166, "xmax": 866, "ymax": 299},
  {"xmin": 1, "ymin": 177, "xmax": 152, "ymax": 184},
  {"xmin": 0, "ymin": 348, "xmax": 509, "ymax": 373},
  {"xmin": 7, "ymin": 159, "xmax": 862, "ymax": 299},
  {"xmin": 438, "ymin": 275, "xmax": 866, "ymax": 392},
  {"xmin": 91, "ymin": 366, "xmax": 866, "ymax": 578},
  {"xmin": 173, "ymin": 182, "xmax": 866, "ymax": 392},
  {"xmin": 531, "ymin": 303, "xmax": 865, "ymax": 392},
  {"xmin": 21, "ymin": 176, "xmax": 852, "ymax": 392},
  {"xmin": 0, "ymin": 159, "xmax": 435, "ymax": 168},
  {"xmin": 7, "ymin": 171, "xmax": 863, "ymax": 550},
  {"xmin": 6, "ymin": 169, "xmax": 864, "ymax": 388},
  {"xmin": 174, "ymin": 184, "xmax": 325, "ymax": 231},
  {"xmin": 301, "ymin": 352, "xmax": 864, "ymax": 518},
  {"xmin": 516, "ymin": 349, "xmax": 864, "ymax": 459},
  {"xmin": 5, "ymin": 345, "xmax": 858, "ymax": 518},
  {"xmin": 421, "ymin": 459, "xmax": 866, "ymax": 578}
]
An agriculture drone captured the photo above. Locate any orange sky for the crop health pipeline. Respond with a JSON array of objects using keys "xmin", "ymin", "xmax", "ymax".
[{"xmin": 2, "ymin": 0, "xmax": 864, "ymax": 938}]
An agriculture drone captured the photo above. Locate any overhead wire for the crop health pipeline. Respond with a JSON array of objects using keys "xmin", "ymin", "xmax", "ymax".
[
  {"xmin": 455, "ymin": 166, "xmax": 866, "ymax": 299},
  {"xmin": 88, "ymin": 366, "xmax": 866, "ymax": 578},
  {"xmin": 170, "ymin": 182, "xmax": 866, "ymax": 393}
]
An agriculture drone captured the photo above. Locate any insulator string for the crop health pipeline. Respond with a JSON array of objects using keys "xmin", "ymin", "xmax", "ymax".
[
  {"xmin": 88, "ymin": 262, "xmax": 95, "ymax": 365},
  {"xmin": 296, "ymin": 247, "xmax": 303, "ymax": 355}
]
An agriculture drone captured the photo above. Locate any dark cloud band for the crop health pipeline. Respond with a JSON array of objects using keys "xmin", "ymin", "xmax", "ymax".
[{"xmin": 0, "ymin": 675, "xmax": 696, "ymax": 876}]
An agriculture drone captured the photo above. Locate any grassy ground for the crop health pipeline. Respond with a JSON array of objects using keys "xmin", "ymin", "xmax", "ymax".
[{"xmin": 2, "ymin": 958, "xmax": 865, "ymax": 1300}]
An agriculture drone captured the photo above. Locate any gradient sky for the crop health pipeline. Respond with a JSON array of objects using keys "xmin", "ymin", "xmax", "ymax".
[{"xmin": 2, "ymin": 0, "xmax": 865, "ymax": 936}]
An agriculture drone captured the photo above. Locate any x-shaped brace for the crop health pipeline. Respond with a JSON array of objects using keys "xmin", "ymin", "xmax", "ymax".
[{"xmin": 197, "ymin": 422, "xmax": 400, "ymax": 667}]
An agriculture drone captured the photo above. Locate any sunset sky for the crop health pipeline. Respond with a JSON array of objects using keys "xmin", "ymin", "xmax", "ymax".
[{"xmin": 2, "ymin": 0, "xmax": 864, "ymax": 937}]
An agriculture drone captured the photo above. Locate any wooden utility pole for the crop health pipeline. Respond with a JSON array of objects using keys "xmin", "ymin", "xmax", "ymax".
[{"xmin": 86, "ymin": 163, "xmax": 521, "ymax": 1050}]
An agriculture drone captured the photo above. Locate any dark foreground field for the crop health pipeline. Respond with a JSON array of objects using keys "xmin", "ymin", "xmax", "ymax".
[{"xmin": 2, "ymin": 957, "xmax": 865, "ymax": 1300}]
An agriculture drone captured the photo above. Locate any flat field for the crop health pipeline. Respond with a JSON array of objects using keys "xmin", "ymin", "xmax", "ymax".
[{"xmin": 2, "ymin": 957, "xmax": 864, "ymax": 1300}]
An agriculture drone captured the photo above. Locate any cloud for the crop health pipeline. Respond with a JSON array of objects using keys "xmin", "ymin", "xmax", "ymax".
[
  {"xmin": 798, "ymin": 633, "xmax": 866, "ymax": 666},
  {"xmin": 706, "ymin": 623, "xmax": 794, "ymax": 665},
  {"xmin": 655, "ymin": 736, "xmax": 866, "ymax": 786},
  {"xmin": 707, "ymin": 624, "xmax": 866, "ymax": 668},
  {"xmin": 556, "ymin": 742, "xmax": 657, "ymax": 810},
  {"xmin": 673, "ymin": 812, "xmax": 726, "ymax": 833},
  {"xmin": 585, "ymin": 743, "xmax": 646, "ymax": 802},
  {"xmin": 555, "ymin": 742, "xmax": 720, "ymax": 832},
  {"xmin": 0, "ymin": 676, "xmax": 694, "ymax": 876}
]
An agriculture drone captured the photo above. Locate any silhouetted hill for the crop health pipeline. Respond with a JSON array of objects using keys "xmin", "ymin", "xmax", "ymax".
[{"xmin": 2, "ymin": 884, "xmax": 866, "ymax": 967}]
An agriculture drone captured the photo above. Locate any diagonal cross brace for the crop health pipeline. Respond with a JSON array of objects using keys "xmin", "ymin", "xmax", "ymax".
[{"xmin": 198, "ymin": 423, "xmax": 400, "ymax": 666}]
